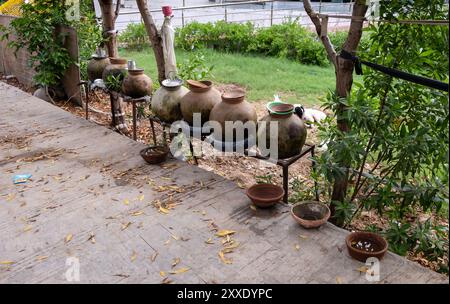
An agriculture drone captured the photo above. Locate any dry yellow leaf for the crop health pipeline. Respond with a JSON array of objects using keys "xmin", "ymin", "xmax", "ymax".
[
  {"xmin": 0, "ymin": 260, "xmax": 14, "ymax": 265},
  {"xmin": 299, "ymin": 235, "xmax": 309, "ymax": 239},
  {"xmin": 130, "ymin": 251, "xmax": 137, "ymax": 262},
  {"xmin": 121, "ymin": 222, "xmax": 132, "ymax": 231},
  {"xmin": 130, "ymin": 211, "xmax": 144, "ymax": 216},
  {"xmin": 164, "ymin": 239, "xmax": 171, "ymax": 245},
  {"xmin": 356, "ymin": 266, "xmax": 369, "ymax": 273},
  {"xmin": 138, "ymin": 194, "xmax": 145, "ymax": 201},
  {"xmin": 65, "ymin": 234, "xmax": 73, "ymax": 243},
  {"xmin": 36, "ymin": 256, "xmax": 48, "ymax": 261},
  {"xmin": 336, "ymin": 276, "xmax": 343, "ymax": 284},
  {"xmin": 171, "ymin": 234, "xmax": 179, "ymax": 241},
  {"xmin": 218, "ymin": 251, "xmax": 232, "ymax": 264},
  {"xmin": 150, "ymin": 252, "xmax": 158, "ymax": 262},
  {"xmin": 169, "ymin": 267, "xmax": 190, "ymax": 274},
  {"xmin": 201, "ymin": 210, "xmax": 206, "ymax": 216},
  {"xmin": 215, "ymin": 230, "xmax": 236, "ymax": 237},
  {"xmin": 23, "ymin": 225, "xmax": 32, "ymax": 232},
  {"xmin": 224, "ymin": 241, "xmax": 240, "ymax": 250},
  {"xmin": 171, "ymin": 258, "xmax": 181, "ymax": 268},
  {"xmin": 159, "ymin": 206, "xmax": 170, "ymax": 214},
  {"xmin": 161, "ymin": 277, "xmax": 173, "ymax": 284},
  {"xmin": 6, "ymin": 193, "xmax": 15, "ymax": 202},
  {"xmin": 159, "ymin": 271, "xmax": 166, "ymax": 277},
  {"xmin": 205, "ymin": 238, "xmax": 214, "ymax": 244},
  {"xmin": 250, "ymin": 205, "xmax": 257, "ymax": 211},
  {"xmin": 123, "ymin": 199, "xmax": 130, "ymax": 206},
  {"xmin": 295, "ymin": 244, "xmax": 300, "ymax": 251}
]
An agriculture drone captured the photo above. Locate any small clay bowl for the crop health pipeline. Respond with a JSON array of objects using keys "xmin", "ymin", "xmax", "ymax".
[
  {"xmin": 346, "ymin": 231, "xmax": 388, "ymax": 262},
  {"xmin": 140, "ymin": 146, "xmax": 169, "ymax": 164},
  {"xmin": 291, "ymin": 201, "xmax": 330, "ymax": 229},
  {"xmin": 222, "ymin": 89, "xmax": 245, "ymax": 103},
  {"xmin": 246, "ymin": 183, "xmax": 284, "ymax": 208},
  {"xmin": 268, "ymin": 102, "xmax": 294, "ymax": 114}
]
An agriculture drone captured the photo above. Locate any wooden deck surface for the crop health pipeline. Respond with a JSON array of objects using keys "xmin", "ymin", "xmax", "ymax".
[{"xmin": 0, "ymin": 82, "xmax": 447, "ymax": 284}]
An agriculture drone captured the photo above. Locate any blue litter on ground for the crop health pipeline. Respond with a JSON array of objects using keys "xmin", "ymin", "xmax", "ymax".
[{"xmin": 13, "ymin": 174, "xmax": 32, "ymax": 184}]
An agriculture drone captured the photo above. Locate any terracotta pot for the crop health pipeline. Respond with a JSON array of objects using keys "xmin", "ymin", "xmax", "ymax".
[
  {"xmin": 257, "ymin": 103, "xmax": 307, "ymax": 159},
  {"xmin": 140, "ymin": 146, "xmax": 169, "ymax": 164},
  {"xmin": 102, "ymin": 57, "xmax": 127, "ymax": 82},
  {"xmin": 246, "ymin": 183, "xmax": 284, "ymax": 208},
  {"xmin": 346, "ymin": 232, "xmax": 388, "ymax": 262},
  {"xmin": 122, "ymin": 68, "xmax": 153, "ymax": 98},
  {"xmin": 291, "ymin": 201, "xmax": 330, "ymax": 229},
  {"xmin": 87, "ymin": 55, "xmax": 110, "ymax": 81},
  {"xmin": 180, "ymin": 80, "xmax": 221, "ymax": 126},
  {"xmin": 151, "ymin": 78, "xmax": 189, "ymax": 123},
  {"xmin": 209, "ymin": 89, "xmax": 257, "ymax": 142}
]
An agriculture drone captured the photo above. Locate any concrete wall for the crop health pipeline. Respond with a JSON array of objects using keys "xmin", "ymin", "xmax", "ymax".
[{"xmin": 0, "ymin": 15, "xmax": 35, "ymax": 87}]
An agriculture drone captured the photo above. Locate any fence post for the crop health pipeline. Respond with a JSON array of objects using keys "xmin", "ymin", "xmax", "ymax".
[
  {"xmin": 182, "ymin": 0, "xmax": 185, "ymax": 27},
  {"xmin": 224, "ymin": 6, "xmax": 227, "ymax": 22},
  {"xmin": 270, "ymin": 1, "xmax": 274, "ymax": 26}
]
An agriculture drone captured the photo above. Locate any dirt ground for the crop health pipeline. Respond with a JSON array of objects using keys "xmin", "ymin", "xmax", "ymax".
[{"xmin": 1, "ymin": 74, "xmax": 447, "ymax": 274}]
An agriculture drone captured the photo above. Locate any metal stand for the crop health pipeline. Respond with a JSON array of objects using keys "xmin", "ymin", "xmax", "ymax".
[
  {"xmin": 243, "ymin": 144, "xmax": 319, "ymax": 203},
  {"xmin": 122, "ymin": 95, "xmax": 151, "ymax": 140},
  {"xmin": 146, "ymin": 115, "xmax": 319, "ymax": 203}
]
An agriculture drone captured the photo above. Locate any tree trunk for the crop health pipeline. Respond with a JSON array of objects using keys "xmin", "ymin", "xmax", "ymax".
[
  {"xmin": 303, "ymin": 0, "xmax": 368, "ymax": 225},
  {"xmin": 98, "ymin": 0, "xmax": 119, "ymax": 58},
  {"xmin": 135, "ymin": 0, "xmax": 166, "ymax": 83},
  {"xmin": 99, "ymin": 0, "xmax": 128, "ymax": 134}
]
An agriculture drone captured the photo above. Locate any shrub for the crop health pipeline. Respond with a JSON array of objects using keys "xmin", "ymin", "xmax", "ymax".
[{"xmin": 118, "ymin": 22, "xmax": 149, "ymax": 50}]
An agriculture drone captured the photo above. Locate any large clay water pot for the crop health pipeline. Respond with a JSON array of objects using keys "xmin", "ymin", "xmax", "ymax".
[
  {"xmin": 180, "ymin": 80, "xmax": 221, "ymax": 126},
  {"xmin": 122, "ymin": 68, "xmax": 153, "ymax": 98},
  {"xmin": 151, "ymin": 78, "xmax": 188, "ymax": 123},
  {"xmin": 102, "ymin": 57, "xmax": 127, "ymax": 82},
  {"xmin": 87, "ymin": 55, "xmax": 110, "ymax": 82},
  {"xmin": 257, "ymin": 102, "xmax": 307, "ymax": 159},
  {"xmin": 209, "ymin": 89, "xmax": 257, "ymax": 142}
]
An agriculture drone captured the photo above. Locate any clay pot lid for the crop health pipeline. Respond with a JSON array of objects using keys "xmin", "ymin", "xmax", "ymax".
[
  {"xmin": 162, "ymin": 78, "xmax": 183, "ymax": 88},
  {"xmin": 187, "ymin": 80, "xmax": 212, "ymax": 91},
  {"xmin": 222, "ymin": 89, "xmax": 245, "ymax": 103},
  {"xmin": 246, "ymin": 183, "xmax": 284, "ymax": 208},
  {"xmin": 266, "ymin": 102, "xmax": 294, "ymax": 117},
  {"xmin": 110, "ymin": 57, "xmax": 127, "ymax": 64}
]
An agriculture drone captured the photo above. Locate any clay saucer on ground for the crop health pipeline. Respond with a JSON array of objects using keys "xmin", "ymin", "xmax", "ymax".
[{"xmin": 246, "ymin": 183, "xmax": 284, "ymax": 208}]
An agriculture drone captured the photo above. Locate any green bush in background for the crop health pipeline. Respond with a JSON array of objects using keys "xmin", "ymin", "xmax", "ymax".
[{"xmin": 119, "ymin": 20, "xmax": 369, "ymax": 67}]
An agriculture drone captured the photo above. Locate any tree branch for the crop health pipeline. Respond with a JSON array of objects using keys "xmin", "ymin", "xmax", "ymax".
[
  {"xmin": 303, "ymin": 0, "xmax": 337, "ymax": 67},
  {"xmin": 114, "ymin": 0, "xmax": 121, "ymax": 23}
]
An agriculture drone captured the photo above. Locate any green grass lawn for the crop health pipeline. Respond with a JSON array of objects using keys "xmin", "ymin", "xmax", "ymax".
[{"xmin": 120, "ymin": 47, "xmax": 337, "ymax": 106}]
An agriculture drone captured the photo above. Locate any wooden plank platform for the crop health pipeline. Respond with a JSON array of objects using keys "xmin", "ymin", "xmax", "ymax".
[{"xmin": 0, "ymin": 82, "xmax": 447, "ymax": 284}]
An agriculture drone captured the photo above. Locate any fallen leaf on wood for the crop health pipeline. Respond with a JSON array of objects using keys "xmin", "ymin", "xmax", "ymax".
[
  {"xmin": 65, "ymin": 234, "xmax": 73, "ymax": 243},
  {"xmin": 0, "ymin": 261, "xmax": 15, "ymax": 265},
  {"xmin": 169, "ymin": 267, "xmax": 190, "ymax": 274},
  {"xmin": 224, "ymin": 241, "xmax": 240, "ymax": 250},
  {"xmin": 164, "ymin": 239, "xmax": 171, "ymax": 245},
  {"xmin": 159, "ymin": 271, "xmax": 166, "ymax": 277},
  {"xmin": 23, "ymin": 225, "xmax": 32, "ymax": 232},
  {"xmin": 216, "ymin": 230, "xmax": 236, "ymax": 237},
  {"xmin": 218, "ymin": 251, "xmax": 232, "ymax": 264},
  {"xmin": 299, "ymin": 235, "xmax": 309, "ymax": 239},
  {"xmin": 336, "ymin": 276, "xmax": 343, "ymax": 284},
  {"xmin": 205, "ymin": 238, "xmax": 214, "ymax": 244},
  {"xmin": 250, "ymin": 205, "xmax": 257, "ymax": 211},
  {"xmin": 171, "ymin": 258, "xmax": 181, "ymax": 268},
  {"xmin": 138, "ymin": 194, "xmax": 145, "ymax": 201},
  {"xmin": 295, "ymin": 244, "xmax": 300, "ymax": 251},
  {"xmin": 171, "ymin": 234, "xmax": 179, "ymax": 241},
  {"xmin": 123, "ymin": 199, "xmax": 130, "ymax": 206},
  {"xmin": 6, "ymin": 193, "xmax": 15, "ymax": 202},
  {"xmin": 121, "ymin": 222, "xmax": 132, "ymax": 231}
]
